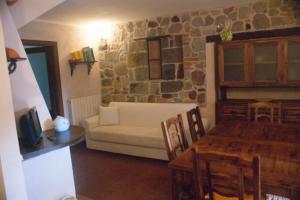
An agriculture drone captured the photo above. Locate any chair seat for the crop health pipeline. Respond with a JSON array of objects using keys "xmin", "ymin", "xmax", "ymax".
[{"xmin": 213, "ymin": 193, "xmax": 253, "ymax": 200}]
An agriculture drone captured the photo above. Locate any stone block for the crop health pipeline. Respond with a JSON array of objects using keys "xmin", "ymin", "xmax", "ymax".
[
  {"xmin": 177, "ymin": 64, "xmax": 184, "ymax": 79},
  {"xmin": 191, "ymin": 70, "xmax": 205, "ymax": 86},
  {"xmin": 102, "ymin": 79, "xmax": 113, "ymax": 87},
  {"xmin": 114, "ymin": 62, "xmax": 128, "ymax": 76},
  {"xmin": 253, "ymin": 1, "xmax": 267, "ymax": 13},
  {"xmin": 130, "ymin": 83, "xmax": 149, "ymax": 94},
  {"xmin": 191, "ymin": 17, "xmax": 203, "ymax": 27},
  {"xmin": 172, "ymin": 16, "xmax": 180, "ymax": 23},
  {"xmin": 160, "ymin": 17, "xmax": 170, "ymax": 26},
  {"xmin": 105, "ymin": 51, "xmax": 119, "ymax": 63},
  {"xmin": 189, "ymin": 91, "xmax": 197, "ymax": 100},
  {"xmin": 129, "ymin": 41, "xmax": 146, "ymax": 53},
  {"xmin": 128, "ymin": 53, "xmax": 148, "ymax": 67},
  {"xmin": 183, "ymin": 82, "xmax": 193, "ymax": 90},
  {"xmin": 162, "ymin": 48, "xmax": 183, "ymax": 63},
  {"xmin": 192, "ymin": 38, "xmax": 205, "ymax": 52},
  {"xmin": 148, "ymin": 21, "xmax": 158, "ymax": 28},
  {"xmin": 205, "ymin": 15, "xmax": 215, "ymax": 26},
  {"xmin": 150, "ymin": 83, "xmax": 160, "ymax": 95},
  {"xmin": 112, "ymin": 94, "xmax": 126, "ymax": 102},
  {"xmin": 148, "ymin": 95, "xmax": 156, "ymax": 102},
  {"xmin": 135, "ymin": 68, "xmax": 148, "ymax": 81},
  {"xmin": 103, "ymin": 69, "xmax": 113, "ymax": 77},
  {"xmin": 232, "ymin": 21, "xmax": 244, "ymax": 32},
  {"xmin": 197, "ymin": 93, "xmax": 206, "ymax": 104},
  {"xmin": 253, "ymin": 14, "xmax": 270, "ymax": 30},
  {"xmin": 162, "ymin": 64, "xmax": 176, "ymax": 80},
  {"xmin": 168, "ymin": 24, "xmax": 183, "ymax": 34},
  {"xmin": 161, "ymin": 81, "xmax": 183, "ymax": 93},
  {"xmin": 239, "ymin": 6, "xmax": 251, "ymax": 19}
]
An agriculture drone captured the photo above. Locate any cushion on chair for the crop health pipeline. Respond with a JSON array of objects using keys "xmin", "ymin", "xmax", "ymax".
[
  {"xmin": 89, "ymin": 125, "xmax": 165, "ymax": 149},
  {"xmin": 213, "ymin": 193, "xmax": 253, "ymax": 200}
]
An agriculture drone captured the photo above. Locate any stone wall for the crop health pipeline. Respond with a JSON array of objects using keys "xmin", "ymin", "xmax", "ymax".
[{"xmin": 100, "ymin": 0, "xmax": 300, "ymax": 105}]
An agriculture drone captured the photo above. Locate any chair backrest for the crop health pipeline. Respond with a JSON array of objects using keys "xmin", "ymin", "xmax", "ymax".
[
  {"xmin": 192, "ymin": 149, "xmax": 261, "ymax": 200},
  {"xmin": 187, "ymin": 106, "xmax": 206, "ymax": 142},
  {"xmin": 247, "ymin": 102, "xmax": 281, "ymax": 124},
  {"xmin": 161, "ymin": 114, "xmax": 188, "ymax": 161}
]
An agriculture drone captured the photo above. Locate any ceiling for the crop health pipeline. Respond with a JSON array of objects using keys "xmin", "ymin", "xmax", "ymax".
[{"xmin": 37, "ymin": 0, "xmax": 255, "ymax": 26}]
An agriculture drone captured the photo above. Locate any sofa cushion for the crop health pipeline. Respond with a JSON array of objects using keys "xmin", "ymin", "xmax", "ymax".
[
  {"xmin": 99, "ymin": 106, "xmax": 119, "ymax": 125},
  {"xmin": 89, "ymin": 125, "xmax": 165, "ymax": 149},
  {"xmin": 109, "ymin": 102, "xmax": 198, "ymax": 128}
]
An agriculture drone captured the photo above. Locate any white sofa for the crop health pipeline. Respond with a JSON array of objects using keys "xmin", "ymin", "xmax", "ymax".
[{"xmin": 82, "ymin": 102, "xmax": 211, "ymax": 160}]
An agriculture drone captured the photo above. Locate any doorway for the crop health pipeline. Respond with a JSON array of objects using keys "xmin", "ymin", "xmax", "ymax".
[{"xmin": 22, "ymin": 39, "xmax": 64, "ymax": 118}]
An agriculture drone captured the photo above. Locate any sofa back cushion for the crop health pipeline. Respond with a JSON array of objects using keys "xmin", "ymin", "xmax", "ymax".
[
  {"xmin": 109, "ymin": 102, "xmax": 198, "ymax": 128},
  {"xmin": 99, "ymin": 106, "xmax": 119, "ymax": 125}
]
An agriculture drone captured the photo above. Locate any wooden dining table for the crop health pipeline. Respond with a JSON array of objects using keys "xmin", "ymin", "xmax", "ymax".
[{"xmin": 168, "ymin": 120, "xmax": 300, "ymax": 200}]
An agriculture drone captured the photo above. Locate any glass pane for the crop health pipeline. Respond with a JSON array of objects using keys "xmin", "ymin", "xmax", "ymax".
[
  {"xmin": 224, "ymin": 47, "xmax": 244, "ymax": 63},
  {"xmin": 148, "ymin": 40, "xmax": 160, "ymax": 59},
  {"xmin": 224, "ymin": 65, "xmax": 244, "ymax": 81},
  {"xmin": 149, "ymin": 61, "xmax": 161, "ymax": 79},
  {"xmin": 254, "ymin": 44, "xmax": 277, "ymax": 81},
  {"xmin": 288, "ymin": 43, "xmax": 300, "ymax": 81},
  {"xmin": 223, "ymin": 47, "xmax": 244, "ymax": 81}
]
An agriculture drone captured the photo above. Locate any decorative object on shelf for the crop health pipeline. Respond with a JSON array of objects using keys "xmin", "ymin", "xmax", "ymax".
[
  {"xmin": 217, "ymin": 19, "xmax": 233, "ymax": 41},
  {"xmin": 52, "ymin": 116, "xmax": 70, "ymax": 132},
  {"xmin": 6, "ymin": 47, "xmax": 26, "ymax": 74},
  {"xmin": 68, "ymin": 47, "xmax": 97, "ymax": 76}
]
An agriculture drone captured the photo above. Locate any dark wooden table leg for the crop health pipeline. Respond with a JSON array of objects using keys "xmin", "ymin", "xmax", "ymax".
[
  {"xmin": 291, "ymin": 188, "xmax": 300, "ymax": 200},
  {"xmin": 171, "ymin": 169, "xmax": 179, "ymax": 200}
]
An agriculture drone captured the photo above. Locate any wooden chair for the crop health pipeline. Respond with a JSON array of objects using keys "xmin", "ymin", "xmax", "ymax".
[
  {"xmin": 161, "ymin": 114, "xmax": 190, "ymax": 200},
  {"xmin": 247, "ymin": 102, "xmax": 281, "ymax": 124},
  {"xmin": 161, "ymin": 114, "xmax": 188, "ymax": 161},
  {"xmin": 187, "ymin": 106, "xmax": 206, "ymax": 143},
  {"xmin": 192, "ymin": 148, "xmax": 261, "ymax": 200}
]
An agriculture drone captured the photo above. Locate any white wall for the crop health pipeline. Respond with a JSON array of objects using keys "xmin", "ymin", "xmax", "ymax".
[
  {"xmin": 8, "ymin": 0, "xmax": 65, "ymax": 29},
  {"xmin": 205, "ymin": 43, "xmax": 216, "ymax": 127},
  {"xmin": 22, "ymin": 147, "xmax": 76, "ymax": 200},
  {"xmin": 0, "ymin": 2, "xmax": 28, "ymax": 199},
  {"xmin": 1, "ymin": 1, "xmax": 52, "ymax": 130},
  {"xmin": 1, "ymin": 2, "xmax": 77, "ymax": 199},
  {"xmin": 19, "ymin": 21, "xmax": 101, "ymax": 119}
]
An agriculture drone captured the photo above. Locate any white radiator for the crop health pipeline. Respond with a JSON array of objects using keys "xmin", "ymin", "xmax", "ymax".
[{"xmin": 68, "ymin": 94, "xmax": 101, "ymax": 125}]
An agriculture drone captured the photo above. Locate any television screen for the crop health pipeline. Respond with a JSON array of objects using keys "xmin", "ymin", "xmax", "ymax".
[{"xmin": 19, "ymin": 107, "xmax": 42, "ymax": 146}]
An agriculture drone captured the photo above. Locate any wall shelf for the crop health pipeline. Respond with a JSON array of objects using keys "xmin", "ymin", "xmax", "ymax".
[{"xmin": 69, "ymin": 60, "xmax": 97, "ymax": 76}]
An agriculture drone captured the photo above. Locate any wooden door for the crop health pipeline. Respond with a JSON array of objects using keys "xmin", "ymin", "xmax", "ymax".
[
  {"xmin": 250, "ymin": 40, "xmax": 281, "ymax": 86},
  {"xmin": 219, "ymin": 42, "xmax": 249, "ymax": 87}
]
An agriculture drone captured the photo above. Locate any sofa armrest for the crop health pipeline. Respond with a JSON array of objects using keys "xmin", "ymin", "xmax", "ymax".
[{"xmin": 81, "ymin": 115, "xmax": 99, "ymax": 132}]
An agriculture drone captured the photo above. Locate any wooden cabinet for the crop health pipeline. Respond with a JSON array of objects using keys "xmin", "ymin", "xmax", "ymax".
[
  {"xmin": 218, "ymin": 100, "xmax": 300, "ymax": 124},
  {"xmin": 219, "ymin": 100, "xmax": 249, "ymax": 121},
  {"xmin": 218, "ymin": 36, "xmax": 300, "ymax": 87},
  {"xmin": 284, "ymin": 38, "xmax": 300, "ymax": 84},
  {"xmin": 219, "ymin": 42, "xmax": 249, "ymax": 86}
]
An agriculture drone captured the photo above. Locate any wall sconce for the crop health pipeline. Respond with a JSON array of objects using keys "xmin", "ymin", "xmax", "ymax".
[{"xmin": 6, "ymin": 48, "xmax": 26, "ymax": 74}]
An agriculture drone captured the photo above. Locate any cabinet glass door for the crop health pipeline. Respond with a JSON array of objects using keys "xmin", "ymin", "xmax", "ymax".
[
  {"xmin": 254, "ymin": 43, "xmax": 278, "ymax": 82},
  {"xmin": 287, "ymin": 41, "xmax": 300, "ymax": 82},
  {"xmin": 223, "ymin": 46, "xmax": 245, "ymax": 82}
]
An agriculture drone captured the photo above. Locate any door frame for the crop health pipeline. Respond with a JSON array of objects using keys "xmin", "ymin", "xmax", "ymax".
[{"xmin": 22, "ymin": 39, "xmax": 64, "ymax": 117}]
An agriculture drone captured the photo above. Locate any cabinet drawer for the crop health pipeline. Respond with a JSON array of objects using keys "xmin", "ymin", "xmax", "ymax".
[
  {"xmin": 220, "ymin": 103, "xmax": 248, "ymax": 120},
  {"xmin": 282, "ymin": 105, "xmax": 300, "ymax": 123}
]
